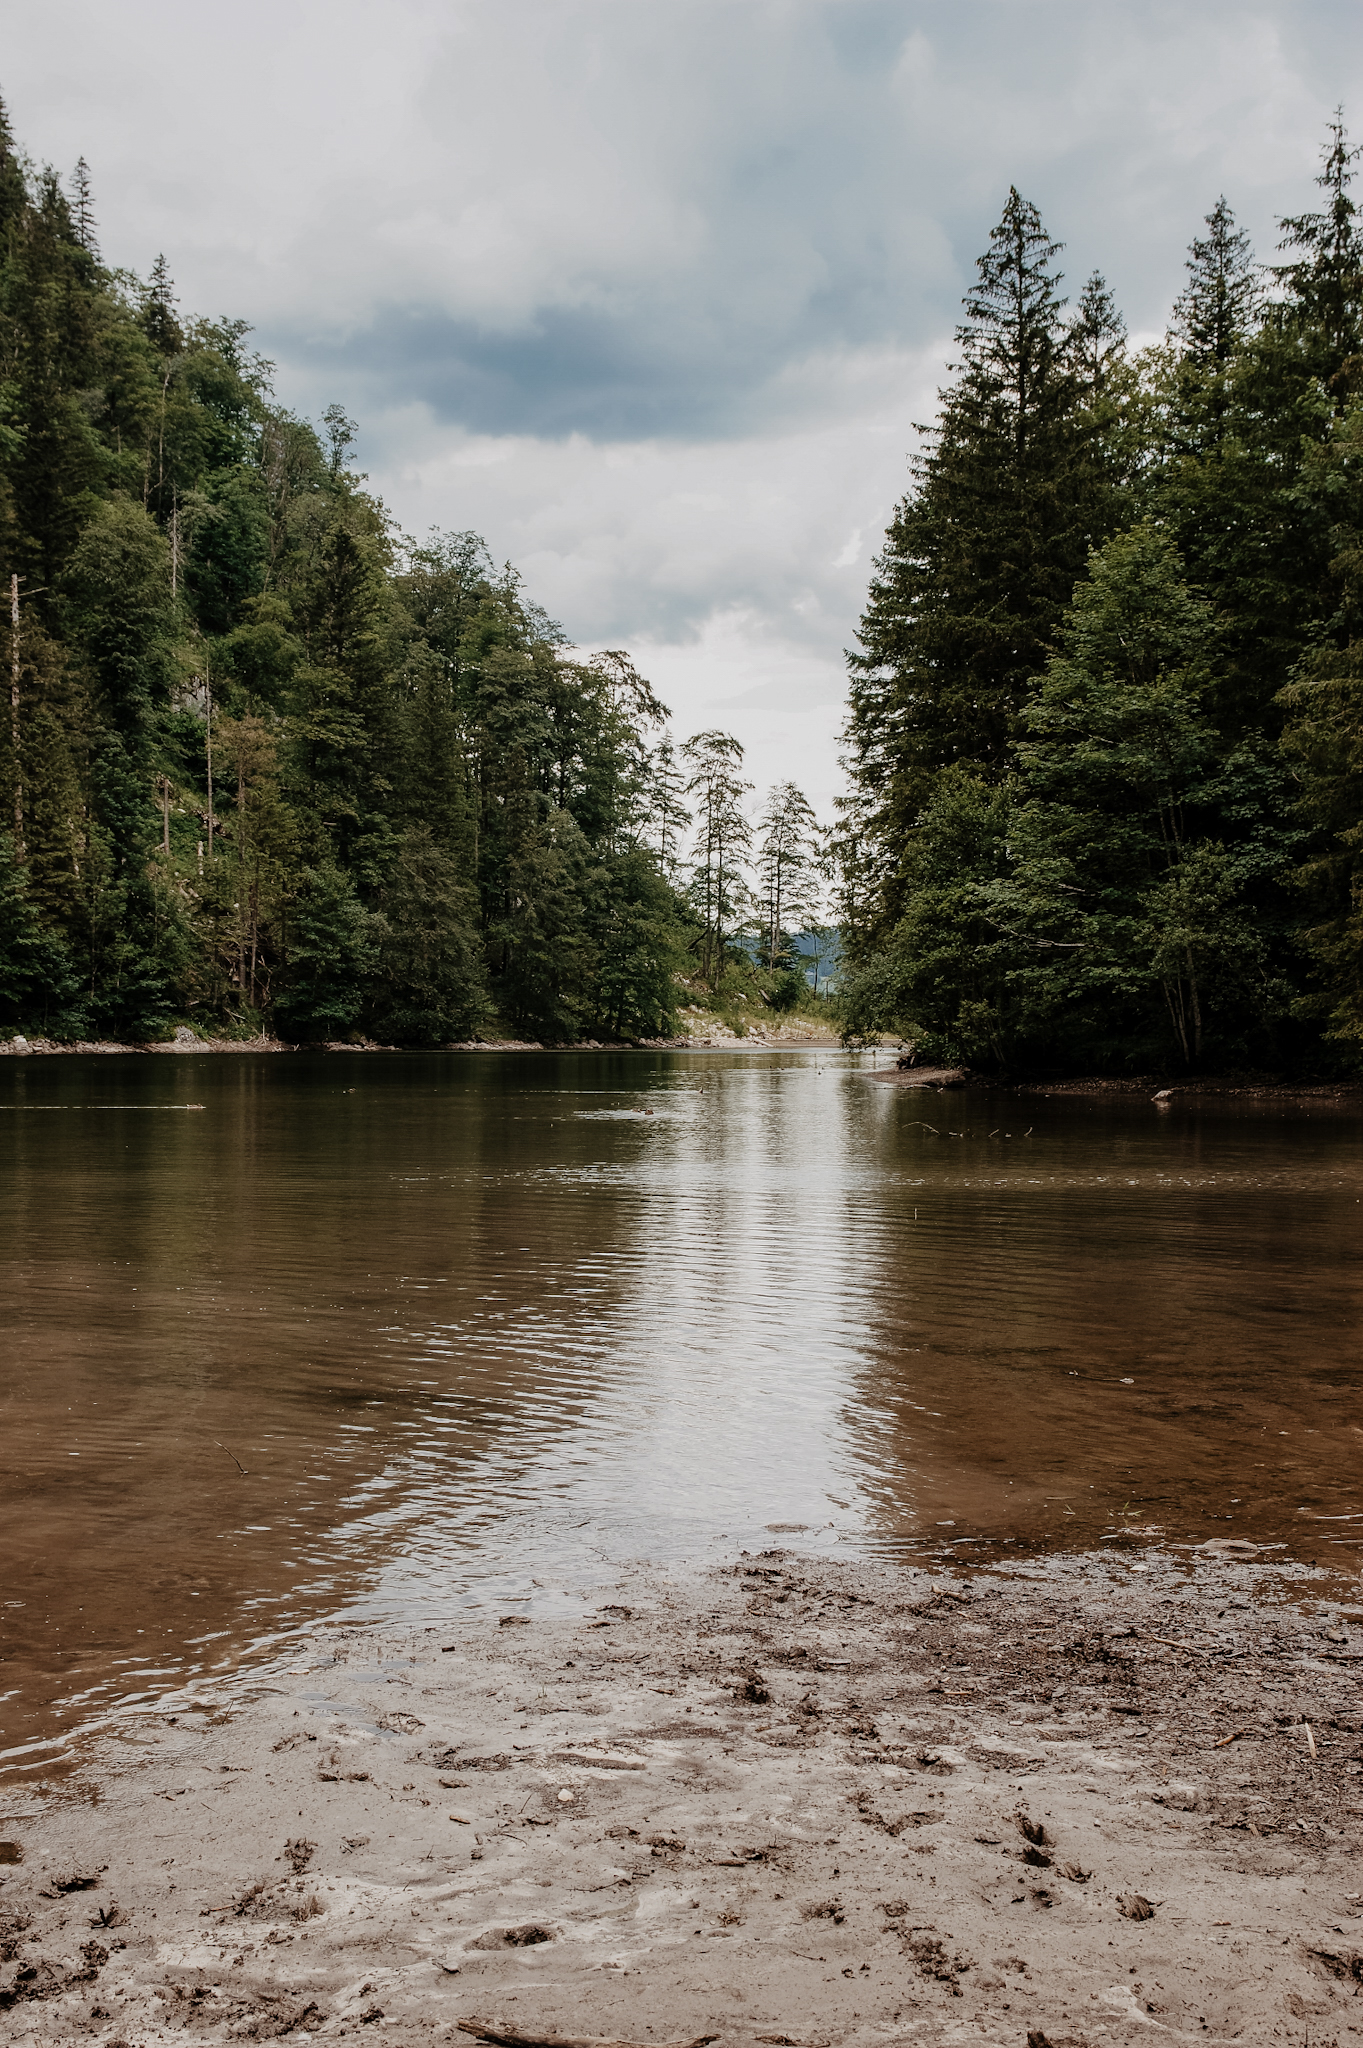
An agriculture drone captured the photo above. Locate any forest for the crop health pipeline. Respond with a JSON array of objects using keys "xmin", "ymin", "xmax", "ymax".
[
  {"xmin": 5, "ymin": 89, "xmax": 1362, "ymax": 1073},
  {"xmin": 0, "ymin": 96, "xmax": 828, "ymax": 1046},
  {"xmin": 839, "ymin": 115, "xmax": 1363, "ymax": 1076}
]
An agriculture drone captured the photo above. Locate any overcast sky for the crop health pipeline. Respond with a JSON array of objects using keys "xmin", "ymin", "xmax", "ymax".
[{"xmin": 5, "ymin": 1, "xmax": 1361, "ymax": 815}]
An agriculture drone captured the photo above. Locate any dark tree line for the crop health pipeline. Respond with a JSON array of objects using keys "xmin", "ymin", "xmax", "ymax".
[
  {"xmin": 839, "ymin": 115, "xmax": 1363, "ymax": 1074},
  {"xmin": 0, "ymin": 94, "xmax": 707, "ymax": 1044}
]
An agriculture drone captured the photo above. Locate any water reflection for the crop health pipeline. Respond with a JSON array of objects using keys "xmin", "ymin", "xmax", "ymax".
[
  {"xmin": 0, "ymin": 1051, "xmax": 1359, "ymax": 1772},
  {"xmin": 844, "ymin": 1085, "xmax": 1363, "ymax": 1555}
]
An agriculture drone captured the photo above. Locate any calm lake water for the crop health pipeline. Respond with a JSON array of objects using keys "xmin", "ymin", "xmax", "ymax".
[{"xmin": 2, "ymin": 1048, "xmax": 1360, "ymax": 1773}]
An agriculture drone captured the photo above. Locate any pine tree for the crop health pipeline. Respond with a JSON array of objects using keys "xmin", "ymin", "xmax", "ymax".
[
  {"xmin": 1173, "ymin": 198, "xmax": 1261, "ymax": 368},
  {"xmin": 1274, "ymin": 110, "xmax": 1363, "ymax": 395},
  {"xmin": 1069, "ymin": 271, "xmax": 1127, "ymax": 393},
  {"xmin": 643, "ymin": 735, "xmax": 690, "ymax": 884},
  {"xmin": 1156, "ymin": 133, "xmax": 1363, "ymax": 740},
  {"xmin": 0, "ymin": 95, "xmax": 27, "ymax": 242},
  {"xmin": 141, "ymin": 254, "xmax": 183, "ymax": 356},
  {"xmin": 0, "ymin": 829, "xmax": 83, "ymax": 1034},
  {"xmin": 367, "ymin": 824, "xmax": 487, "ymax": 1044},
  {"xmin": 68, "ymin": 156, "xmax": 98, "ymax": 257},
  {"xmin": 0, "ymin": 91, "xmax": 706, "ymax": 1049},
  {"xmin": 855, "ymin": 529, "xmax": 1290, "ymax": 1072},
  {"xmin": 755, "ymin": 780, "xmax": 817, "ymax": 968},
  {"xmin": 682, "ymin": 729, "xmax": 751, "ymax": 989},
  {"xmin": 322, "ymin": 404, "xmax": 358, "ymax": 477},
  {"xmin": 273, "ymin": 864, "xmax": 378, "ymax": 1040},
  {"xmin": 845, "ymin": 189, "xmax": 1122, "ymax": 943}
]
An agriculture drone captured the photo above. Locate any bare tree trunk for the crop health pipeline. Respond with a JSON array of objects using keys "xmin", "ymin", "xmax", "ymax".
[
  {"xmin": 9, "ymin": 573, "xmax": 21, "ymax": 857},
  {"xmin": 1162, "ymin": 979, "xmax": 1191, "ymax": 1065},
  {"xmin": 249, "ymin": 878, "xmax": 259, "ymax": 1010},
  {"xmin": 205, "ymin": 661, "xmax": 214, "ymax": 857},
  {"xmin": 157, "ymin": 365, "xmax": 170, "ymax": 501}
]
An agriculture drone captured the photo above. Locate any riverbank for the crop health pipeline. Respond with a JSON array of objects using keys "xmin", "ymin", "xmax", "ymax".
[
  {"xmin": 1, "ymin": 1019, "xmax": 845, "ymax": 1058},
  {"xmin": 4, "ymin": 1545, "xmax": 1362, "ymax": 2046},
  {"xmin": 866, "ymin": 1063, "xmax": 1363, "ymax": 1108}
]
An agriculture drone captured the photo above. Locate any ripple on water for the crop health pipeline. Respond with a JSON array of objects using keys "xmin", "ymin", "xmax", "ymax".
[{"xmin": 0, "ymin": 1047, "xmax": 1360, "ymax": 1768}]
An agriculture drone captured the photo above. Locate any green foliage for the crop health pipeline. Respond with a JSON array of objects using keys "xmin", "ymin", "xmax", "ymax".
[
  {"xmin": 854, "ymin": 531, "xmax": 1300, "ymax": 1071},
  {"xmin": 590, "ymin": 850, "xmax": 686, "ymax": 1040},
  {"xmin": 0, "ymin": 93, "xmax": 697, "ymax": 1047},
  {"xmin": 273, "ymin": 865, "xmax": 378, "ymax": 1041},
  {"xmin": 844, "ymin": 188, "xmax": 1133, "ymax": 938},
  {"xmin": 683, "ymin": 728, "xmax": 751, "ymax": 989},
  {"xmin": 841, "ymin": 118, "xmax": 1363, "ymax": 1076},
  {"xmin": 768, "ymin": 967, "xmax": 805, "ymax": 1011},
  {"xmin": 1278, "ymin": 399, "xmax": 1363, "ymax": 1047},
  {"xmin": 0, "ymin": 832, "xmax": 83, "ymax": 1034},
  {"xmin": 366, "ymin": 826, "xmax": 487, "ymax": 1044}
]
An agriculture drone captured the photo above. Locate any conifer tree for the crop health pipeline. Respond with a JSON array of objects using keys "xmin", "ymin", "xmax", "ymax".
[
  {"xmin": 756, "ymin": 780, "xmax": 817, "ymax": 968},
  {"xmin": 1173, "ymin": 197, "xmax": 1261, "ymax": 367},
  {"xmin": 141, "ymin": 255, "xmax": 183, "ymax": 356},
  {"xmin": 1069, "ymin": 272, "xmax": 1127, "ymax": 393},
  {"xmin": 682, "ymin": 729, "xmax": 751, "ymax": 989},
  {"xmin": 845, "ymin": 189, "xmax": 1122, "ymax": 941},
  {"xmin": 0, "ymin": 96, "xmax": 27, "ymax": 242},
  {"xmin": 643, "ymin": 735, "xmax": 690, "ymax": 884},
  {"xmin": 1274, "ymin": 110, "xmax": 1363, "ymax": 394},
  {"xmin": 68, "ymin": 157, "xmax": 98, "ymax": 256},
  {"xmin": 1157, "ymin": 130, "xmax": 1361, "ymax": 738},
  {"xmin": 0, "ymin": 93, "xmax": 705, "ymax": 1046}
]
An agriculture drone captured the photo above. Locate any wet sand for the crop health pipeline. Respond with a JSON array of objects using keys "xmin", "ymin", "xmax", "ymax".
[{"xmin": 4, "ymin": 1544, "xmax": 1363, "ymax": 2047}]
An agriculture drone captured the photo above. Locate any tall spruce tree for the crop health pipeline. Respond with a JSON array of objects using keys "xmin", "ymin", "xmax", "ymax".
[
  {"xmin": 68, "ymin": 157, "xmax": 98, "ymax": 256},
  {"xmin": 844, "ymin": 189, "xmax": 1123, "ymax": 941},
  {"xmin": 1274, "ymin": 110, "xmax": 1363, "ymax": 396},
  {"xmin": 1069, "ymin": 271, "xmax": 1127, "ymax": 393},
  {"xmin": 1157, "ymin": 127, "xmax": 1363, "ymax": 741},
  {"xmin": 1173, "ymin": 197, "xmax": 1261, "ymax": 368}
]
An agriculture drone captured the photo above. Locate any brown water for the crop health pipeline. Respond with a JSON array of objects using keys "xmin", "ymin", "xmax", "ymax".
[{"xmin": 1, "ymin": 1049, "xmax": 1360, "ymax": 1775}]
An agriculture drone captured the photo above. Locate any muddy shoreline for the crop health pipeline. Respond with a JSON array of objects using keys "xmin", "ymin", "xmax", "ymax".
[
  {"xmin": 4, "ymin": 1545, "xmax": 1363, "ymax": 2046},
  {"xmin": 1, "ymin": 1024, "xmax": 843, "ymax": 1059},
  {"xmin": 867, "ymin": 1063, "xmax": 1363, "ymax": 1110}
]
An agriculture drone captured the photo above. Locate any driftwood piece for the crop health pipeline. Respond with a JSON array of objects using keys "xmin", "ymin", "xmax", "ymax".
[
  {"xmin": 866, "ymin": 1064, "xmax": 970, "ymax": 1090},
  {"xmin": 458, "ymin": 2022, "xmax": 718, "ymax": 2048}
]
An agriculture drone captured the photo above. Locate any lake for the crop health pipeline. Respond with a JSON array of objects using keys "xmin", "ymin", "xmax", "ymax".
[{"xmin": 1, "ymin": 1048, "xmax": 1359, "ymax": 1775}]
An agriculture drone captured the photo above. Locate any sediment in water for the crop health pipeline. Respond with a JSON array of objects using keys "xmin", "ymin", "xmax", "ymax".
[{"xmin": 3, "ymin": 1546, "xmax": 1362, "ymax": 2044}]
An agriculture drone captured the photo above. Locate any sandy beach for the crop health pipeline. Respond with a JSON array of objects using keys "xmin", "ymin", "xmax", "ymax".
[{"xmin": 3, "ymin": 1544, "xmax": 1362, "ymax": 2047}]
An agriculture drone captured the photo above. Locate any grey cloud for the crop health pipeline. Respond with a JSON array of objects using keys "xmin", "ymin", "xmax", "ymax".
[
  {"xmin": 6, "ymin": 0, "xmax": 1362, "ymax": 807},
  {"xmin": 277, "ymin": 300, "xmax": 865, "ymax": 443},
  {"xmin": 10, "ymin": 0, "xmax": 1363, "ymax": 454},
  {"xmin": 263, "ymin": 0, "xmax": 1363, "ymax": 448}
]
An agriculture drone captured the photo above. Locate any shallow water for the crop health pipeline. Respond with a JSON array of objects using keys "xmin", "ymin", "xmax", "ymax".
[{"xmin": 1, "ymin": 1048, "xmax": 1360, "ymax": 1772}]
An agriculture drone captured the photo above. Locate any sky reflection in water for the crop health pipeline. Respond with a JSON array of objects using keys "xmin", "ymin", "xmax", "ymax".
[{"xmin": 1, "ymin": 1049, "xmax": 1359, "ymax": 1770}]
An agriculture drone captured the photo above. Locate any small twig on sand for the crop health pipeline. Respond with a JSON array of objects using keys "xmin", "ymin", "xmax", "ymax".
[
  {"xmin": 458, "ymin": 2024, "xmax": 718, "ymax": 2048},
  {"xmin": 213, "ymin": 1439, "xmax": 249, "ymax": 1475},
  {"xmin": 1213, "ymin": 1730, "xmax": 1250, "ymax": 1748}
]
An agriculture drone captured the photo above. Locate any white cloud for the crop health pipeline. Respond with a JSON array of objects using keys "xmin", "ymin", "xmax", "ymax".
[
  {"xmin": 372, "ymin": 343, "xmax": 942, "ymax": 814},
  {"xmin": 5, "ymin": 0, "xmax": 1361, "ymax": 806}
]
